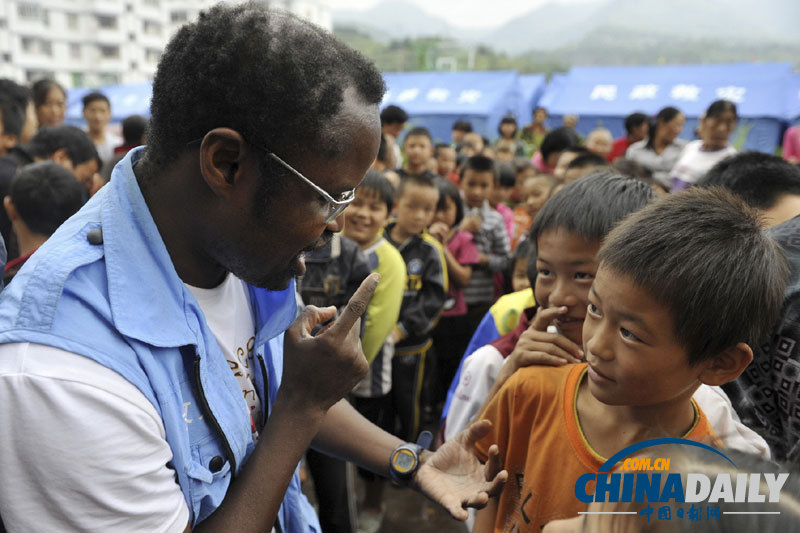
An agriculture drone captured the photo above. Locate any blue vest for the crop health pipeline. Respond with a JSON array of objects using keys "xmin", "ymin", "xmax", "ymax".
[{"xmin": 0, "ymin": 148, "xmax": 320, "ymax": 531}]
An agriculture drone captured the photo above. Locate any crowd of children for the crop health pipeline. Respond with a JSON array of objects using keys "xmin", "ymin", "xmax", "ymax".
[{"xmin": 293, "ymin": 99, "xmax": 800, "ymax": 533}]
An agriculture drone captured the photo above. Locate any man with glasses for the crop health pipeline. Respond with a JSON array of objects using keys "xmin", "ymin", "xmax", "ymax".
[{"xmin": 0, "ymin": 4, "xmax": 505, "ymax": 533}]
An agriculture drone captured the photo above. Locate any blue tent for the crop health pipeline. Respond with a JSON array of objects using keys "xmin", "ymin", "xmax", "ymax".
[
  {"xmin": 515, "ymin": 74, "xmax": 547, "ymax": 127},
  {"xmin": 381, "ymin": 71, "xmax": 526, "ymax": 144},
  {"xmin": 543, "ymin": 63, "xmax": 793, "ymax": 152},
  {"xmin": 786, "ymin": 74, "xmax": 800, "ymax": 123},
  {"xmin": 65, "ymin": 82, "xmax": 152, "ymax": 125}
]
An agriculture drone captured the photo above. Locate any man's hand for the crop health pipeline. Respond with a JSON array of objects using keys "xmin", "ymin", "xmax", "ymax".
[
  {"xmin": 412, "ymin": 420, "xmax": 507, "ymax": 520},
  {"xmin": 460, "ymin": 215, "xmax": 482, "ymax": 234},
  {"xmin": 280, "ymin": 273, "xmax": 379, "ymax": 412}
]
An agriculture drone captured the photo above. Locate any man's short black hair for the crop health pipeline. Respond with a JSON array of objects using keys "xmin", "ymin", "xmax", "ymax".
[
  {"xmin": 565, "ymin": 152, "xmax": 609, "ymax": 171},
  {"xmin": 497, "ymin": 162, "xmax": 516, "ymax": 188},
  {"xmin": 81, "ymin": 91, "xmax": 110, "ymax": 109},
  {"xmin": 452, "ymin": 119, "xmax": 472, "ymax": 133},
  {"xmin": 141, "ymin": 2, "xmax": 385, "ymax": 198},
  {"xmin": 358, "ymin": 169, "xmax": 395, "ymax": 213},
  {"xmin": 31, "ymin": 79, "xmax": 66, "ymax": 108},
  {"xmin": 435, "ymin": 177, "xmax": 464, "ymax": 226},
  {"xmin": 459, "ymin": 155, "xmax": 497, "ymax": 183},
  {"xmin": 10, "ymin": 161, "xmax": 86, "ymax": 235},
  {"xmin": 697, "ymin": 152, "xmax": 800, "ymax": 210},
  {"xmin": 28, "ymin": 126, "xmax": 98, "ymax": 166},
  {"xmin": 396, "ymin": 172, "xmax": 437, "ymax": 200},
  {"xmin": 122, "ymin": 114, "xmax": 148, "ymax": 146},
  {"xmin": 0, "ymin": 96, "xmax": 25, "ymax": 138},
  {"xmin": 624, "ymin": 112, "xmax": 649, "ymax": 135},
  {"xmin": 0, "ymin": 79, "xmax": 33, "ymax": 111},
  {"xmin": 540, "ymin": 127, "xmax": 580, "ymax": 161},
  {"xmin": 403, "ymin": 127, "xmax": 432, "ymax": 144},
  {"xmin": 434, "ymin": 143, "xmax": 453, "ymax": 158},
  {"xmin": 380, "ymin": 105, "xmax": 408, "ymax": 125},
  {"xmin": 599, "ymin": 187, "xmax": 788, "ymax": 364}
]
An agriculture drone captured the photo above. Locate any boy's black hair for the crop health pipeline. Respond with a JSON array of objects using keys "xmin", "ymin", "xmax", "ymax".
[
  {"xmin": 566, "ymin": 152, "xmax": 609, "ymax": 171},
  {"xmin": 31, "ymin": 79, "xmax": 66, "ymax": 108},
  {"xmin": 497, "ymin": 115, "xmax": 518, "ymax": 136},
  {"xmin": 376, "ymin": 134, "xmax": 390, "ymax": 164},
  {"xmin": 141, "ymin": 2, "xmax": 385, "ymax": 203},
  {"xmin": 380, "ymin": 105, "xmax": 408, "ymax": 125},
  {"xmin": 0, "ymin": 79, "xmax": 33, "ymax": 111},
  {"xmin": 358, "ymin": 169, "xmax": 395, "ymax": 213},
  {"xmin": 528, "ymin": 171, "xmax": 655, "ymax": 283},
  {"xmin": 0, "ymin": 96, "xmax": 25, "ymax": 138},
  {"xmin": 697, "ymin": 152, "xmax": 800, "ymax": 210},
  {"xmin": 81, "ymin": 91, "xmax": 110, "ymax": 109},
  {"xmin": 396, "ymin": 172, "xmax": 438, "ymax": 200},
  {"xmin": 403, "ymin": 126, "xmax": 432, "ymax": 144},
  {"xmin": 540, "ymin": 126, "xmax": 580, "ymax": 161},
  {"xmin": 28, "ymin": 126, "xmax": 98, "ymax": 166},
  {"xmin": 121, "ymin": 114, "xmax": 148, "ymax": 145},
  {"xmin": 497, "ymin": 162, "xmax": 516, "ymax": 188},
  {"xmin": 435, "ymin": 177, "xmax": 464, "ymax": 227},
  {"xmin": 513, "ymin": 158, "xmax": 533, "ymax": 174},
  {"xmin": 599, "ymin": 187, "xmax": 788, "ymax": 364},
  {"xmin": 459, "ymin": 155, "xmax": 498, "ymax": 183},
  {"xmin": 612, "ymin": 158, "xmax": 653, "ymax": 180},
  {"xmin": 514, "ymin": 237, "xmax": 531, "ymax": 262},
  {"xmin": 646, "ymin": 106, "xmax": 682, "ymax": 150},
  {"xmin": 452, "ymin": 119, "xmax": 472, "ymax": 133},
  {"xmin": 706, "ymin": 99, "xmax": 738, "ymax": 120},
  {"xmin": 624, "ymin": 112, "xmax": 649, "ymax": 135},
  {"xmin": 9, "ymin": 161, "xmax": 86, "ymax": 235},
  {"xmin": 434, "ymin": 143, "xmax": 454, "ymax": 158}
]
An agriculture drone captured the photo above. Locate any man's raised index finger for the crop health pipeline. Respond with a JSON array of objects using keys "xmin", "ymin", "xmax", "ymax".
[{"xmin": 329, "ymin": 273, "xmax": 380, "ymax": 335}]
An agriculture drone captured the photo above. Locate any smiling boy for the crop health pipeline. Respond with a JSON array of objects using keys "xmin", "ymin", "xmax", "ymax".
[{"xmin": 474, "ymin": 187, "xmax": 789, "ymax": 532}]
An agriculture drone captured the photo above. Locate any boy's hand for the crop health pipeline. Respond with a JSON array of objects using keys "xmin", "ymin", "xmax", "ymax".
[
  {"xmin": 460, "ymin": 215, "xmax": 482, "ymax": 234},
  {"xmin": 494, "ymin": 306, "xmax": 584, "ymax": 390},
  {"xmin": 428, "ymin": 221, "xmax": 450, "ymax": 243},
  {"xmin": 280, "ymin": 274, "xmax": 379, "ymax": 412},
  {"xmin": 412, "ymin": 420, "xmax": 507, "ymax": 520}
]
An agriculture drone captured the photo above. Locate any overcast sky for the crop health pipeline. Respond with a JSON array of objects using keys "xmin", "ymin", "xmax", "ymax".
[{"xmin": 328, "ymin": 0, "xmax": 598, "ymax": 29}]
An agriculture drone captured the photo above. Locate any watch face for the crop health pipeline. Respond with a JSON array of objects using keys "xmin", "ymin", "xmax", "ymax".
[{"xmin": 393, "ymin": 449, "xmax": 416, "ymax": 473}]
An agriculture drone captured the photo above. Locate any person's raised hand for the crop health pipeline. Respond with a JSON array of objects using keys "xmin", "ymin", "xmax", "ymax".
[
  {"xmin": 460, "ymin": 215, "xmax": 482, "ymax": 234},
  {"xmin": 412, "ymin": 420, "xmax": 507, "ymax": 520},
  {"xmin": 428, "ymin": 221, "xmax": 450, "ymax": 243},
  {"xmin": 280, "ymin": 273, "xmax": 380, "ymax": 412}
]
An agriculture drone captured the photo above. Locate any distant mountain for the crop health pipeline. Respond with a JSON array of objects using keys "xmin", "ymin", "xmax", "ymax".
[{"xmin": 333, "ymin": 0, "xmax": 800, "ymax": 55}]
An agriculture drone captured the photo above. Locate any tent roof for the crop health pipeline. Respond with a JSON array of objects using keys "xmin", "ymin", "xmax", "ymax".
[{"xmin": 546, "ymin": 63, "xmax": 793, "ymax": 119}]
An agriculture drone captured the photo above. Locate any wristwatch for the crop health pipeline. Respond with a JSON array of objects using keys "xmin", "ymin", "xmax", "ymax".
[{"xmin": 389, "ymin": 430, "xmax": 433, "ymax": 485}]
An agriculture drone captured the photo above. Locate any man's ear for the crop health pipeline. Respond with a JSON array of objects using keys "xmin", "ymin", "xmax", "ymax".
[
  {"xmin": 3, "ymin": 196, "xmax": 17, "ymax": 222},
  {"xmin": 698, "ymin": 342, "xmax": 753, "ymax": 386},
  {"xmin": 198, "ymin": 128, "xmax": 246, "ymax": 196}
]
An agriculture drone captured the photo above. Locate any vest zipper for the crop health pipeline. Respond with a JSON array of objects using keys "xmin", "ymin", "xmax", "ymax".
[
  {"xmin": 255, "ymin": 353, "xmax": 283, "ymax": 533},
  {"xmin": 193, "ymin": 355, "xmax": 238, "ymax": 478}
]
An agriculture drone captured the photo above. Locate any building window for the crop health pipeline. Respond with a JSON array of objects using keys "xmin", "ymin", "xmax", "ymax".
[
  {"xmin": 170, "ymin": 10, "xmax": 188, "ymax": 23},
  {"xmin": 97, "ymin": 15, "xmax": 117, "ymax": 29},
  {"xmin": 40, "ymin": 40, "xmax": 52, "ymax": 56},
  {"xmin": 143, "ymin": 0, "xmax": 159, "ymax": 7},
  {"xmin": 130, "ymin": 61, "xmax": 138, "ymax": 70},
  {"xmin": 0, "ymin": 18, "xmax": 7, "ymax": 29},
  {"xmin": 17, "ymin": 3, "xmax": 41, "ymax": 20},
  {"xmin": 72, "ymin": 72, "xmax": 84, "ymax": 87},
  {"xmin": 70, "ymin": 43, "xmax": 81, "ymax": 59},
  {"xmin": 20, "ymin": 37, "xmax": 34, "ymax": 53},
  {"xmin": 67, "ymin": 13, "xmax": 78, "ymax": 30},
  {"xmin": 99, "ymin": 45, "xmax": 120, "ymax": 59},
  {"xmin": 99, "ymin": 73, "xmax": 119, "ymax": 85},
  {"xmin": 143, "ymin": 20, "xmax": 162, "ymax": 35},
  {"xmin": 129, "ymin": 33, "xmax": 136, "ymax": 41},
  {"xmin": 145, "ymin": 48, "xmax": 161, "ymax": 63}
]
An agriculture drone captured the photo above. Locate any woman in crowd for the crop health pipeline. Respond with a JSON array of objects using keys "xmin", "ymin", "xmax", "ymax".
[
  {"xmin": 625, "ymin": 106, "xmax": 687, "ymax": 189},
  {"xmin": 32, "ymin": 79, "xmax": 67, "ymax": 128}
]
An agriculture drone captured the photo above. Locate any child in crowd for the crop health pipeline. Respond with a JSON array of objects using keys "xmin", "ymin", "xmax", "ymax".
[
  {"xmin": 371, "ymin": 134, "xmax": 400, "ymax": 188},
  {"xmin": 509, "ymin": 239, "xmax": 532, "ymax": 294},
  {"xmin": 532, "ymin": 127, "xmax": 580, "ymax": 174},
  {"xmin": 459, "ymin": 156, "xmax": 511, "ymax": 335},
  {"xmin": 510, "ymin": 173, "xmax": 561, "ymax": 250},
  {"xmin": 474, "ymin": 187, "xmax": 788, "ymax": 531},
  {"xmin": 433, "ymin": 143, "xmax": 458, "ymax": 184},
  {"xmin": 585, "ymin": 127, "xmax": 613, "ymax": 159},
  {"xmin": 562, "ymin": 152, "xmax": 609, "ymax": 183},
  {"xmin": 451, "ymin": 119, "xmax": 472, "ymax": 146},
  {"xmin": 385, "ymin": 173, "xmax": 447, "ymax": 441},
  {"xmin": 82, "ymin": 91, "xmax": 121, "ymax": 163},
  {"xmin": 398, "ymin": 126, "xmax": 437, "ymax": 180},
  {"xmin": 342, "ymin": 171, "xmax": 406, "ymax": 533},
  {"xmin": 3, "ymin": 161, "xmax": 86, "ymax": 284},
  {"xmin": 671, "ymin": 99, "xmax": 738, "ymax": 190},
  {"xmin": 463, "ymin": 131, "xmax": 485, "ymax": 154},
  {"xmin": 511, "ymin": 159, "xmax": 536, "ymax": 203},
  {"xmin": 490, "ymin": 162, "xmax": 516, "ymax": 242},
  {"xmin": 429, "ymin": 178, "xmax": 480, "ymax": 413},
  {"xmin": 552, "ymin": 146, "xmax": 590, "ymax": 178}
]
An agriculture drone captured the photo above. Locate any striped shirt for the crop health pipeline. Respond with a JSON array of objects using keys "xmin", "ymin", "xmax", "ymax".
[{"xmin": 463, "ymin": 201, "xmax": 511, "ymax": 306}]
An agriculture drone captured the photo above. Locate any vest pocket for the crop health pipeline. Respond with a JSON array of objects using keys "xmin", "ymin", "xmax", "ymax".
[{"xmin": 186, "ymin": 440, "xmax": 233, "ymax": 523}]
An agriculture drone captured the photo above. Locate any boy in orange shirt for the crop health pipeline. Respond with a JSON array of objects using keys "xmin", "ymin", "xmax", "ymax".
[{"xmin": 474, "ymin": 188, "xmax": 789, "ymax": 532}]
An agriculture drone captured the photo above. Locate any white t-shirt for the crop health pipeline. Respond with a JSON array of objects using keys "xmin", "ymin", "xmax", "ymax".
[
  {"xmin": 92, "ymin": 131, "xmax": 124, "ymax": 164},
  {"xmin": 670, "ymin": 140, "xmax": 737, "ymax": 189},
  {"xmin": 0, "ymin": 274, "xmax": 259, "ymax": 532}
]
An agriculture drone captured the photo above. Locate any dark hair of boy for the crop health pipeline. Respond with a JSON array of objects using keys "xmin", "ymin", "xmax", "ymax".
[
  {"xmin": 452, "ymin": 119, "xmax": 472, "ymax": 133},
  {"xmin": 380, "ymin": 105, "xmax": 408, "ymax": 125},
  {"xmin": 9, "ymin": 161, "xmax": 86, "ymax": 235},
  {"xmin": 497, "ymin": 116, "xmax": 517, "ymax": 136},
  {"xmin": 0, "ymin": 79, "xmax": 33, "ymax": 112},
  {"xmin": 360, "ymin": 169, "xmax": 395, "ymax": 214},
  {"xmin": 376, "ymin": 134, "xmax": 389, "ymax": 164},
  {"xmin": 31, "ymin": 79, "xmax": 66, "ymax": 108},
  {"xmin": 28, "ymin": 126, "xmax": 98, "ymax": 166},
  {"xmin": 646, "ymin": 106, "xmax": 682, "ymax": 150},
  {"xmin": 396, "ymin": 171, "xmax": 437, "ymax": 199},
  {"xmin": 599, "ymin": 187, "xmax": 788, "ymax": 364},
  {"xmin": 434, "ymin": 143, "xmax": 453, "ymax": 158},
  {"xmin": 565, "ymin": 152, "xmax": 608, "ymax": 172},
  {"xmin": 0, "ymin": 96, "xmax": 25, "ymax": 138},
  {"xmin": 459, "ymin": 155, "xmax": 497, "ymax": 183},
  {"xmin": 140, "ymin": 4, "xmax": 385, "ymax": 198},
  {"xmin": 81, "ymin": 91, "xmax": 110, "ymax": 109},
  {"xmin": 540, "ymin": 127, "xmax": 580, "ymax": 161},
  {"xmin": 513, "ymin": 159, "xmax": 533, "ymax": 174},
  {"xmin": 435, "ymin": 177, "xmax": 464, "ymax": 226},
  {"xmin": 455, "ymin": 141, "xmax": 474, "ymax": 154},
  {"xmin": 706, "ymin": 99, "xmax": 738, "ymax": 120},
  {"xmin": 697, "ymin": 151, "xmax": 800, "ymax": 210},
  {"xmin": 514, "ymin": 237, "xmax": 531, "ymax": 263},
  {"xmin": 403, "ymin": 126, "xmax": 432, "ymax": 144},
  {"xmin": 612, "ymin": 158, "xmax": 653, "ymax": 180},
  {"xmin": 527, "ymin": 171, "xmax": 655, "ymax": 281},
  {"xmin": 624, "ymin": 112, "xmax": 649, "ymax": 135},
  {"xmin": 121, "ymin": 115, "xmax": 148, "ymax": 146},
  {"xmin": 497, "ymin": 162, "xmax": 516, "ymax": 188}
]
